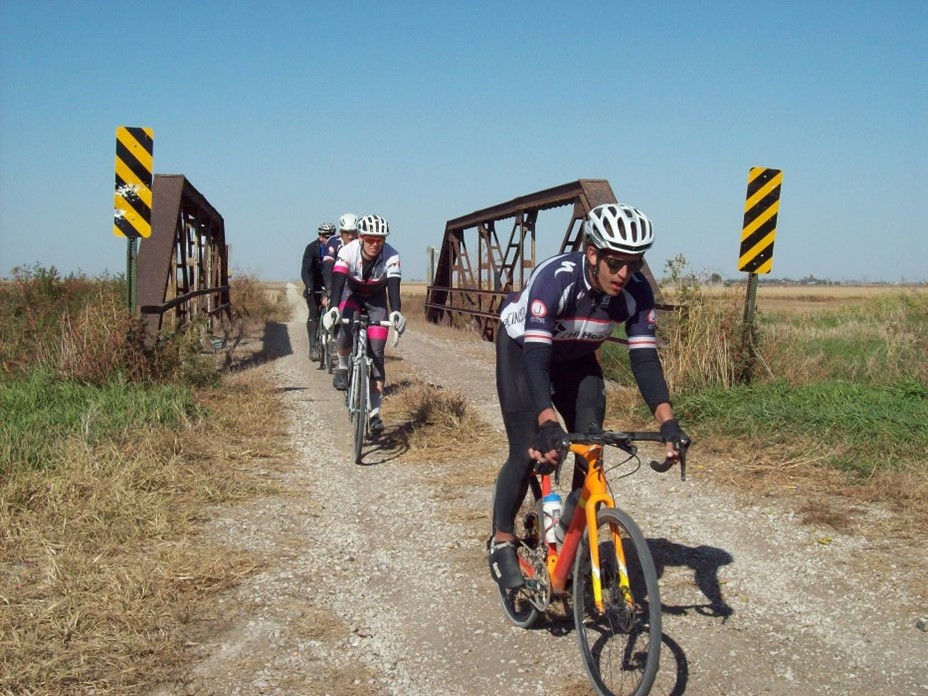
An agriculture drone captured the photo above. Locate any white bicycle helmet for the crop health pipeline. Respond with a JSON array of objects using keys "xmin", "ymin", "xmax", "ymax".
[
  {"xmin": 338, "ymin": 213, "xmax": 359, "ymax": 232},
  {"xmin": 357, "ymin": 214, "xmax": 389, "ymax": 238},
  {"xmin": 317, "ymin": 222, "xmax": 336, "ymax": 235},
  {"xmin": 584, "ymin": 204, "xmax": 654, "ymax": 254}
]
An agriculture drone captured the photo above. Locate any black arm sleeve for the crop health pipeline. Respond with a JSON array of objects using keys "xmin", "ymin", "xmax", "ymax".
[
  {"xmin": 523, "ymin": 341, "xmax": 554, "ymax": 417},
  {"xmin": 387, "ymin": 277, "xmax": 401, "ymax": 313},
  {"xmin": 629, "ymin": 347, "xmax": 671, "ymax": 414},
  {"xmin": 328, "ymin": 272, "xmax": 346, "ymax": 307},
  {"xmin": 300, "ymin": 244, "xmax": 314, "ymax": 289}
]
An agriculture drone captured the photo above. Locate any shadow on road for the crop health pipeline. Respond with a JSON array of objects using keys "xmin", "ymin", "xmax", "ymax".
[
  {"xmin": 649, "ymin": 537, "xmax": 734, "ymax": 621},
  {"xmin": 355, "ymin": 422, "xmax": 412, "ymax": 466},
  {"xmin": 228, "ymin": 322, "xmax": 294, "ymax": 372},
  {"xmin": 657, "ymin": 632, "xmax": 690, "ymax": 696},
  {"xmin": 646, "ymin": 538, "xmax": 734, "ymax": 695}
]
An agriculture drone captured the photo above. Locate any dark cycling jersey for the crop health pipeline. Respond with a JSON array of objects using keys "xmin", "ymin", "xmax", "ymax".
[
  {"xmin": 301, "ymin": 238, "xmax": 327, "ymax": 297},
  {"xmin": 500, "ymin": 251, "xmax": 657, "ymax": 354},
  {"xmin": 323, "ymin": 236, "xmax": 343, "ymax": 264},
  {"xmin": 498, "ymin": 250, "xmax": 667, "ymax": 414},
  {"xmin": 322, "ymin": 236, "xmax": 344, "ymax": 293}
]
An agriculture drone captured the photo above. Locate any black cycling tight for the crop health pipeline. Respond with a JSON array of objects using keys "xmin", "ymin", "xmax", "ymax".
[{"xmin": 492, "ymin": 331, "xmax": 605, "ymax": 535}]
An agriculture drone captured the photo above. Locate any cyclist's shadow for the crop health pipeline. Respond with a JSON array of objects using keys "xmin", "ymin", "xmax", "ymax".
[
  {"xmin": 355, "ymin": 424, "xmax": 412, "ymax": 466},
  {"xmin": 648, "ymin": 537, "xmax": 734, "ymax": 695},
  {"xmin": 649, "ymin": 538, "xmax": 734, "ymax": 621}
]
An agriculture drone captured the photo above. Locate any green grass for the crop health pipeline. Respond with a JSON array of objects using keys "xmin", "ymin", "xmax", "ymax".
[
  {"xmin": 0, "ymin": 370, "xmax": 198, "ymax": 473},
  {"xmin": 760, "ymin": 290, "xmax": 928, "ymax": 385},
  {"xmin": 599, "ymin": 264, "xmax": 927, "ymax": 480},
  {"xmin": 675, "ymin": 378, "xmax": 928, "ymax": 476}
]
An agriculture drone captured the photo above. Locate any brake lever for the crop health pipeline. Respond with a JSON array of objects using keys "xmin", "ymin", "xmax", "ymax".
[{"xmin": 649, "ymin": 436, "xmax": 690, "ymax": 481}]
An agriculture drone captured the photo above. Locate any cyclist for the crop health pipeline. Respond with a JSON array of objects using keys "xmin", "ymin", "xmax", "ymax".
[
  {"xmin": 301, "ymin": 222, "xmax": 336, "ymax": 361},
  {"xmin": 323, "ymin": 213, "xmax": 360, "ymax": 307},
  {"xmin": 488, "ymin": 203, "xmax": 690, "ymax": 589},
  {"xmin": 322, "ymin": 214, "xmax": 406, "ymax": 436}
]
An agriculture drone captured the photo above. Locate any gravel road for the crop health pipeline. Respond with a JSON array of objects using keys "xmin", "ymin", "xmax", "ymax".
[{"xmin": 160, "ymin": 283, "xmax": 927, "ymax": 695}]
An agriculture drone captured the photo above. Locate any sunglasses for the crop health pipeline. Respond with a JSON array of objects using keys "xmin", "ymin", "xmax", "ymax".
[
  {"xmin": 361, "ymin": 235, "xmax": 384, "ymax": 244},
  {"xmin": 600, "ymin": 254, "xmax": 644, "ymax": 274}
]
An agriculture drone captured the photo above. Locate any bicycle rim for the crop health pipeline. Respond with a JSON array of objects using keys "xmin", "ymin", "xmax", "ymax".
[
  {"xmin": 352, "ymin": 359, "xmax": 368, "ymax": 464},
  {"xmin": 490, "ymin": 477, "xmax": 543, "ymax": 628},
  {"xmin": 573, "ymin": 507, "xmax": 661, "ymax": 696}
]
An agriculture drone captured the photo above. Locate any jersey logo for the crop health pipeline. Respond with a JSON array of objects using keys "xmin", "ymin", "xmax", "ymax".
[
  {"xmin": 530, "ymin": 300, "xmax": 548, "ymax": 318},
  {"xmin": 554, "ymin": 260, "xmax": 576, "ymax": 277},
  {"xmin": 647, "ymin": 309, "xmax": 657, "ymax": 325}
]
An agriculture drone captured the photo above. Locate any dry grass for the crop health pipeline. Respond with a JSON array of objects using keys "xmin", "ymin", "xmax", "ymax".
[
  {"xmin": 0, "ymin": 364, "xmax": 291, "ymax": 695},
  {"xmin": 383, "ymin": 371, "xmax": 502, "ymax": 470},
  {"xmin": 678, "ymin": 282, "xmax": 928, "ymax": 314}
]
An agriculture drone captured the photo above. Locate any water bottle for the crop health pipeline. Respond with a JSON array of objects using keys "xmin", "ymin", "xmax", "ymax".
[
  {"xmin": 554, "ymin": 489, "xmax": 580, "ymax": 544},
  {"xmin": 542, "ymin": 492, "xmax": 562, "ymax": 544}
]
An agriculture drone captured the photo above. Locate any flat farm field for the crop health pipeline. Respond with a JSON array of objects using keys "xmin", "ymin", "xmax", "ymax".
[{"xmin": 678, "ymin": 283, "xmax": 927, "ymax": 314}]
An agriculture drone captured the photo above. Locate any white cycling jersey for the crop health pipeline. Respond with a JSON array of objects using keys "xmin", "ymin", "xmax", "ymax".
[{"xmin": 332, "ymin": 238, "xmax": 402, "ymax": 301}]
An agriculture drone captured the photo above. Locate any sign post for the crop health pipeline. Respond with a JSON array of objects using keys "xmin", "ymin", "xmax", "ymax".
[
  {"xmin": 737, "ymin": 167, "xmax": 782, "ymax": 382},
  {"xmin": 113, "ymin": 126, "xmax": 154, "ymax": 310}
]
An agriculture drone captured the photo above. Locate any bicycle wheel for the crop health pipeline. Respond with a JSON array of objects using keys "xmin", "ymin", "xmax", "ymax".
[
  {"xmin": 326, "ymin": 334, "xmax": 336, "ymax": 373},
  {"xmin": 352, "ymin": 356, "xmax": 368, "ymax": 464},
  {"xmin": 573, "ymin": 506, "xmax": 661, "ymax": 696},
  {"xmin": 317, "ymin": 325, "xmax": 328, "ymax": 371},
  {"xmin": 489, "ymin": 476, "xmax": 543, "ymax": 628}
]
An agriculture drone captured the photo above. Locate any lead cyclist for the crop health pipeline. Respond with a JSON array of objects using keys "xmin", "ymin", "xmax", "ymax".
[
  {"xmin": 322, "ymin": 214, "xmax": 406, "ymax": 436},
  {"xmin": 488, "ymin": 203, "xmax": 691, "ymax": 589}
]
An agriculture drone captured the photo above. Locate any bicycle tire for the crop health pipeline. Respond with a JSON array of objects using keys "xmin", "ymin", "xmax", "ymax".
[
  {"xmin": 345, "ymin": 329, "xmax": 360, "ymax": 418},
  {"xmin": 317, "ymin": 325, "xmax": 328, "ymax": 371},
  {"xmin": 489, "ymin": 476, "xmax": 543, "ymax": 628},
  {"xmin": 326, "ymin": 334, "xmax": 336, "ymax": 373},
  {"xmin": 573, "ymin": 506, "xmax": 661, "ymax": 696},
  {"xmin": 352, "ymin": 355, "xmax": 368, "ymax": 464}
]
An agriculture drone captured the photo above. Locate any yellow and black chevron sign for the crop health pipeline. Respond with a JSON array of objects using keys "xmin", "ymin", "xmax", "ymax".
[
  {"xmin": 113, "ymin": 126, "xmax": 154, "ymax": 238},
  {"xmin": 738, "ymin": 167, "xmax": 782, "ymax": 274}
]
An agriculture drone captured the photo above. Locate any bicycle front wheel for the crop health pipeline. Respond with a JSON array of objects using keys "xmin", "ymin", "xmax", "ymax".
[
  {"xmin": 573, "ymin": 506, "xmax": 661, "ymax": 696},
  {"xmin": 352, "ymin": 358, "xmax": 369, "ymax": 464}
]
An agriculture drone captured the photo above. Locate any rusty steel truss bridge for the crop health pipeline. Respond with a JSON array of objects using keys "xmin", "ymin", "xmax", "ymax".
[
  {"xmin": 136, "ymin": 174, "xmax": 231, "ymax": 343},
  {"xmin": 425, "ymin": 179, "xmax": 664, "ymax": 342}
]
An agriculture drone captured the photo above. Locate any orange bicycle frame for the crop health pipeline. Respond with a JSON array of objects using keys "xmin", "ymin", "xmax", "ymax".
[{"xmin": 542, "ymin": 443, "xmax": 626, "ymax": 612}]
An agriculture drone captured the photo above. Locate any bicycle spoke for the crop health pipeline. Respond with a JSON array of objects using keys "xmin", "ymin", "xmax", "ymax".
[{"xmin": 574, "ymin": 507, "xmax": 661, "ymax": 696}]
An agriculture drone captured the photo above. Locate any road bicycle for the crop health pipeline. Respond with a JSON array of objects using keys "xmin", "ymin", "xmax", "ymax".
[
  {"xmin": 341, "ymin": 311, "xmax": 397, "ymax": 464},
  {"xmin": 489, "ymin": 428, "xmax": 688, "ymax": 696},
  {"xmin": 314, "ymin": 315, "xmax": 335, "ymax": 373}
]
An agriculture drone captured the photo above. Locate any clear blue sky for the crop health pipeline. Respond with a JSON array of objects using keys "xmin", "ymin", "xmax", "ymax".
[{"xmin": 2, "ymin": 1, "xmax": 926, "ymax": 283}]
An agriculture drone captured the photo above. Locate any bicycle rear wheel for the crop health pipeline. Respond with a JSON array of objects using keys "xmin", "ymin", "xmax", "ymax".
[
  {"xmin": 352, "ymin": 358, "xmax": 369, "ymax": 464},
  {"xmin": 489, "ymin": 476, "xmax": 543, "ymax": 628},
  {"xmin": 573, "ymin": 506, "xmax": 661, "ymax": 696}
]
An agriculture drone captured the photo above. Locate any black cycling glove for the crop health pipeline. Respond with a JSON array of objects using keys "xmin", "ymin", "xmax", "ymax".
[
  {"xmin": 660, "ymin": 418, "xmax": 691, "ymax": 449},
  {"xmin": 532, "ymin": 420, "xmax": 567, "ymax": 455}
]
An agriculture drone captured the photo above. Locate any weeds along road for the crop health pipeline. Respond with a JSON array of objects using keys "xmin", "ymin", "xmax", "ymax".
[{"xmin": 166, "ymin": 283, "xmax": 927, "ymax": 695}]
